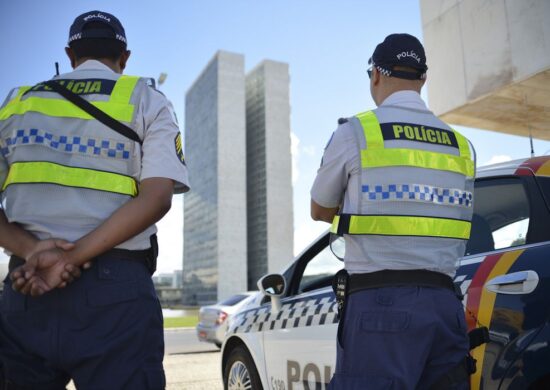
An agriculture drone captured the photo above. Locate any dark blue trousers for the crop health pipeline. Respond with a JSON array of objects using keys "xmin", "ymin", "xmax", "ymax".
[
  {"xmin": 0, "ymin": 254, "xmax": 165, "ymax": 390},
  {"xmin": 328, "ymin": 286, "xmax": 469, "ymax": 390}
]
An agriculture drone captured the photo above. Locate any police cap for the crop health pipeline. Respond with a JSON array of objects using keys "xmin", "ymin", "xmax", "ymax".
[
  {"xmin": 369, "ymin": 33, "xmax": 427, "ymax": 80},
  {"xmin": 68, "ymin": 11, "xmax": 127, "ymax": 46}
]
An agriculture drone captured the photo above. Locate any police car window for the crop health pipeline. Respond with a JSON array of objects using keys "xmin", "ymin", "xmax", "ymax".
[
  {"xmin": 465, "ymin": 178, "xmax": 530, "ymax": 256},
  {"xmin": 298, "ymin": 237, "xmax": 344, "ymax": 294}
]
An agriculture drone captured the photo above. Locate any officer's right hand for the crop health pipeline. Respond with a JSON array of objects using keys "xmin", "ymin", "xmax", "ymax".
[
  {"xmin": 14, "ymin": 248, "xmax": 71, "ymax": 296},
  {"xmin": 58, "ymin": 261, "xmax": 93, "ymax": 288},
  {"xmin": 10, "ymin": 238, "xmax": 75, "ymax": 292},
  {"xmin": 28, "ymin": 238, "xmax": 75, "ymax": 259}
]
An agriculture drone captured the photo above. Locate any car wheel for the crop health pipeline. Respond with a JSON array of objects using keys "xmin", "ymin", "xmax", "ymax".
[{"xmin": 224, "ymin": 345, "xmax": 263, "ymax": 390}]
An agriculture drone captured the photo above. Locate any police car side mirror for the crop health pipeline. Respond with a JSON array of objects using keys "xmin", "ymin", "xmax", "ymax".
[{"xmin": 258, "ymin": 273, "xmax": 286, "ymax": 313}]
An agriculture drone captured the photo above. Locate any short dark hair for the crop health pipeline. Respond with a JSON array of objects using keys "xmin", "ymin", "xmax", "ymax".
[
  {"xmin": 69, "ymin": 21, "xmax": 126, "ymax": 61},
  {"xmin": 392, "ymin": 65, "xmax": 425, "ymax": 79}
]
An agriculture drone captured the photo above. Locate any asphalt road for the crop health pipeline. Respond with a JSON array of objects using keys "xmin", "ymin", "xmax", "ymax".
[
  {"xmin": 164, "ymin": 328, "xmax": 223, "ymax": 389},
  {"xmin": 68, "ymin": 329, "xmax": 223, "ymax": 389},
  {"xmin": 164, "ymin": 328, "xmax": 220, "ymax": 355}
]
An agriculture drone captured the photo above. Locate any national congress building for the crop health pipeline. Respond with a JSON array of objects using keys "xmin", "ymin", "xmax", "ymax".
[{"xmin": 183, "ymin": 51, "xmax": 293, "ymax": 305}]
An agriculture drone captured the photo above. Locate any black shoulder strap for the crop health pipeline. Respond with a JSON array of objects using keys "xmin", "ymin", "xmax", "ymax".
[{"xmin": 43, "ymin": 80, "xmax": 142, "ymax": 145}]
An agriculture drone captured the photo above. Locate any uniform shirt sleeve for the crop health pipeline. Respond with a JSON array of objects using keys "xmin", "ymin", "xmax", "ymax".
[
  {"xmin": 310, "ymin": 123, "xmax": 357, "ymax": 208},
  {"xmin": 138, "ymin": 86, "xmax": 190, "ymax": 194}
]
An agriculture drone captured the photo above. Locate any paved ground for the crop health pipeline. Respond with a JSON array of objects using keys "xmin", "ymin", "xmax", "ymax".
[
  {"xmin": 163, "ymin": 328, "xmax": 223, "ymax": 388},
  {"xmin": 68, "ymin": 351, "xmax": 222, "ymax": 389},
  {"xmin": 68, "ymin": 329, "xmax": 223, "ymax": 389},
  {"xmin": 165, "ymin": 351, "xmax": 222, "ymax": 389}
]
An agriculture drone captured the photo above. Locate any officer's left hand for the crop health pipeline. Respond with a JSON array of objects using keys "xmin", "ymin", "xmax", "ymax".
[{"xmin": 11, "ymin": 263, "xmax": 86, "ymax": 293}]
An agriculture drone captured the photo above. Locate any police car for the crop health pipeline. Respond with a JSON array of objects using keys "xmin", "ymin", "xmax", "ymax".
[{"xmin": 221, "ymin": 156, "xmax": 550, "ymax": 390}]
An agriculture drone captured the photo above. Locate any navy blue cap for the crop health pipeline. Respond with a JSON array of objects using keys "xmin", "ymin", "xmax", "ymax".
[
  {"xmin": 369, "ymin": 34, "xmax": 427, "ymax": 80},
  {"xmin": 68, "ymin": 11, "xmax": 127, "ymax": 46}
]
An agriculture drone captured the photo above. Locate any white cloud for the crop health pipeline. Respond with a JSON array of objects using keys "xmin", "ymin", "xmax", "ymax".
[
  {"xmin": 291, "ymin": 132, "xmax": 300, "ymax": 185},
  {"xmin": 302, "ymin": 145, "xmax": 316, "ymax": 157},
  {"xmin": 291, "ymin": 132, "xmax": 318, "ymax": 186},
  {"xmin": 294, "ymin": 221, "xmax": 328, "ymax": 256},
  {"xmin": 484, "ymin": 155, "xmax": 512, "ymax": 166},
  {"xmin": 155, "ymin": 196, "xmax": 183, "ymax": 274}
]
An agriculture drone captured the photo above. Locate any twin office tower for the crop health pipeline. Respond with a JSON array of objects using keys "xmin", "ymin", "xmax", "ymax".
[{"xmin": 183, "ymin": 51, "xmax": 294, "ymax": 305}]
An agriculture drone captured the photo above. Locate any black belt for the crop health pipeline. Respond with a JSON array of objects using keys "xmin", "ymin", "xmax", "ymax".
[
  {"xmin": 332, "ymin": 268, "xmax": 462, "ymax": 348},
  {"xmin": 348, "ymin": 269, "xmax": 457, "ymax": 295},
  {"xmin": 105, "ymin": 247, "xmax": 157, "ymax": 275}
]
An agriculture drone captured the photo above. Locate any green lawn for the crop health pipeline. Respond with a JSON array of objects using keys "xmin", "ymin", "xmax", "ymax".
[{"xmin": 164, "ymin": 316, "xmax": 198, "ymax": 328}]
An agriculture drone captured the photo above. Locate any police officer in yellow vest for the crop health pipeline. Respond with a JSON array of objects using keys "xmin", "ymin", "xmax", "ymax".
[
  {"xmin": 0, "ymin": 11, "xmax": 189, "ymax": 389},
  {"xmin": 311, "ymin": 34, "xmax": 475, "ymax": 389}
]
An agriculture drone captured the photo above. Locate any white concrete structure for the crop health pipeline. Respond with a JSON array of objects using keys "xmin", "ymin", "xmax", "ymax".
[
  {"xmin": 184, "ymin": 51, "xmax": 248, "ymax": 305},
  {"xmin": 420, "ymin": 0, "xmax": 550, "ymax": 139},
  {"xmin": 246, "ymin": 61, "xmax": 294, "ymax": 288},
  {"xmin": 184, "ymin": 52, "xmax": 294, "ymax": 305}
]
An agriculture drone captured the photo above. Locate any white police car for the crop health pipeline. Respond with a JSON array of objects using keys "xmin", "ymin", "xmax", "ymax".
[{"xmin": 221, "ymin": 156, "xmax": 550, "ymax": 390}]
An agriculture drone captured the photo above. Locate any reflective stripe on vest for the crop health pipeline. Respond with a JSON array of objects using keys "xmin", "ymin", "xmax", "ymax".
[
  {"xmin": 357, "ymin": 111, "xmax": 475, "ymax": 178},
  {"xmin": 0, "ymin": 76, "xmax": 139, "ymax": 122},
  {"xmin": 2, "ymin": 161, "xmax": 138, "ymax": 197},
  {"xmin": 331, "ymin": 214, "xmax": 471, "ymax": 240}
]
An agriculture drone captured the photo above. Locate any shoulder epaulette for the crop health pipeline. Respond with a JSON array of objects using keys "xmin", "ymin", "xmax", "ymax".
[
  {"xmin": 146, "ymin": 77, "xmax": 156, "ymax": 88},
  {"xmin": 147, "ymin": 80, "xmax": 166, "ymax": 98}
]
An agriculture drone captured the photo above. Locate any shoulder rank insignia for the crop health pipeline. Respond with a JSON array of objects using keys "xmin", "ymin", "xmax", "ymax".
[{"xmin": 174, "ymin": 133, "xmax": 186, "ymax": 165}]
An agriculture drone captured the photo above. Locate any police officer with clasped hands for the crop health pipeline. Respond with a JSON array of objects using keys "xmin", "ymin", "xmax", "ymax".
[{"xmin": 0, "ymin": 10, "xmax": 189, "ymax": 389}]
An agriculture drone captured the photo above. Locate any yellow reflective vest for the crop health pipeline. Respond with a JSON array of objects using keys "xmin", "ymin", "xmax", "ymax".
[
  {"xmin": 330, "ymin": 109, "xmax": 475, "ymax": 275},
  {"xmin": 0, "ymin": 75, "xmax": 142, "ymax": 197},
  {"xmin": 331, "ymin": 111, "xmax": 474, "ymax": 241},
  {"xmin": 0, "ymin": 74, "xmax": 148, "ymax": 245}
]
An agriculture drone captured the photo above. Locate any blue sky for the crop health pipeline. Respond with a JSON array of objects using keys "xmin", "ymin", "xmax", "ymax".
[{"xmin": 1, "ymin": 1, "xmax": 549, "ymax": 272}]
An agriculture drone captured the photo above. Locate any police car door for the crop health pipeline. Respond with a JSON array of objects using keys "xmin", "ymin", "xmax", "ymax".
[
  {"xmin": 262, "ymin": 235, "xmax": 343, "ymax": 390},
  {"xmin": 456, "ymin": 173, "xmax": 550, "ymax": 389}
]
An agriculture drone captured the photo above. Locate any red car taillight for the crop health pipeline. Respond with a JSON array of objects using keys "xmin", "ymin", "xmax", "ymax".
[{"xmin": 216, "ymin": 311, "xmax": 228, "ymax": 325}]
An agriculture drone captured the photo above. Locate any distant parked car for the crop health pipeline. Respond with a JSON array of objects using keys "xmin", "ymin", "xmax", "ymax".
[{"xmin": 196, "ymin": 292, "xmax": 255, "ymax": 348}]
